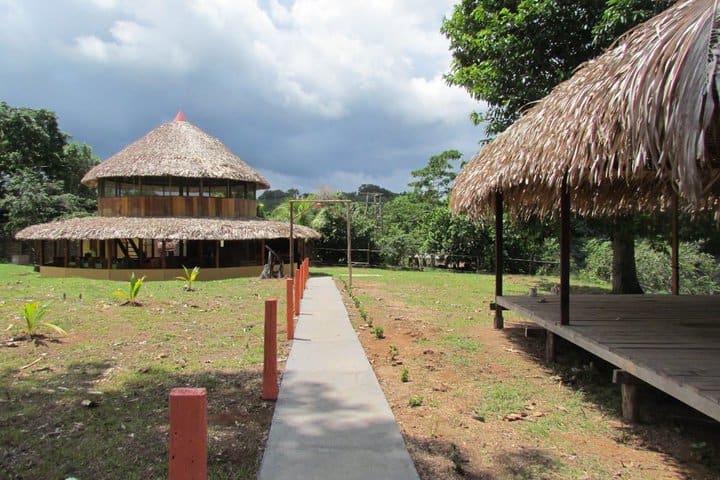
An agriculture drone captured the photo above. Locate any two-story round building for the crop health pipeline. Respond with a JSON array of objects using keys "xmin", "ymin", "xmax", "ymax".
[{"xmin": 16, "ymin": 112, "xmax": 319, "ymax": 280}]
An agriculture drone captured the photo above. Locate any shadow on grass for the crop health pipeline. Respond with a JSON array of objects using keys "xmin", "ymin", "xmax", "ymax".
[
  {"xmin": 500, "ymin": 326, "xmax": 720, "ymax": 478},
  {"xmin": 406, "ymin": 435, "xmax": 558, "ymax": 480},
  {"xmin": 0, "ymin": 361, "xmax": 270, "ymax": 480}
]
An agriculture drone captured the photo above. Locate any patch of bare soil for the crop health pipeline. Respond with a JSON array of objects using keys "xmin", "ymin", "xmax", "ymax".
[{"xmin": 341, "ymin": 280, "xmax": 720, "ymax": 480}]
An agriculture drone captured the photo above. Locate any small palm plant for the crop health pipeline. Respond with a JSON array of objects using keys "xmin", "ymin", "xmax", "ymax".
[
  {"xmin": 21, "ymin": 302, "xmax": 66, "ymax": 338},
  {"xmin": 176, "ymin": 265, "xmax": 200, "ymax": 291},
  {"xmin": 114, "ymin": 272, "xmax": 146, "ymax": 306}
]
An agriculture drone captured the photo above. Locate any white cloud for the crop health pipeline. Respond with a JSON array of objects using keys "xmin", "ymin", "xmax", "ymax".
[{"xmin": 62, "ymin": 0, "xmax": 477, "ymax": 123}]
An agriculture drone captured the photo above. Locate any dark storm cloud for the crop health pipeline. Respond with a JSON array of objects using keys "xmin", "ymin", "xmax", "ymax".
[{"xmin": 0, "ymin": 0, "xmax": 485, "ymax": 193}]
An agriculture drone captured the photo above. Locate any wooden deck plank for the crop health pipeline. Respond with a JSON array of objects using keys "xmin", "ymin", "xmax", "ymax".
[{"xmin": 496, "ymin": 294, "xmax": 720, "ymax": 422}]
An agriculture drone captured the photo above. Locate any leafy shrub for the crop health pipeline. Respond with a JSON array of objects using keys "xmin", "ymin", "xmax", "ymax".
[
  {"xmin": 371, "ymin": 326, "xmax": 385, "ymax": 339},
  {"xmin": 408, "ymin": 395, "xmax": 423, "ymax": 407},
  {"xmin": 400, "ymin": 367, "xmax": 409, "ymax": 383},
  {"xmin": 580, "ymin": 240, "xmax": 720, "ymax": 294}
]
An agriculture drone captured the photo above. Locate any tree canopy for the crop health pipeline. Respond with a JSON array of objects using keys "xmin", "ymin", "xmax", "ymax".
[
  {"xmin": 441, "ymin": 0, "xmax": 672, "ymax": 136},
  {"xmin": 0, "ymin": 102, "xmax": 99, "ymax": 236}
]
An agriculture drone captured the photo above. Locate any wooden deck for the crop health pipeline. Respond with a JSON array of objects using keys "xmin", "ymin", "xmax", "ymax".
[{"xmin": 496, "ymin": 294, "xmax": 720, "ymax": 422}]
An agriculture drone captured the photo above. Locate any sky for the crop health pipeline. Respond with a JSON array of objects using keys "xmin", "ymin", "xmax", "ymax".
[{"xmin": 0, "ymin": 0, "xmax": 486, "ymax": 194}]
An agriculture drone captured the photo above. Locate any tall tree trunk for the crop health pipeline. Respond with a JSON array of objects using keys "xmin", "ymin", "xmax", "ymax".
[{"xmin": 611, "ymin": 219, "xmax": 643, "ymax": 294}]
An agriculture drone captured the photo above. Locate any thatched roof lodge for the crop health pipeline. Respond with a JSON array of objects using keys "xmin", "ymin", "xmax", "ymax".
[
  {"xmin": 450, "ymin": 0, "xmax": 720, "ymax": 423},
  {"xmin": 16, "ymin": 112, "xmax": 319, "ymax": 280}
]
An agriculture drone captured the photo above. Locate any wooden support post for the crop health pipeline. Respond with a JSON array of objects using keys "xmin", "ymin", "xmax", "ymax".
[
  {"xmin": 262, "ymin": 299, "xmax": 279, "ymax": 401},
  {"xmin": 671, "ymin": 190, "xmax": 679, "ymax": 295},
  {"xmin": 286, "ymin": 279, "xmax": 294, "ymax": 340},
  {"xmin": 169, "ymin": 387, "xmax": 207, "ymax": 480},
  {"xmin": 105, "ymin": 239, "xmax": 112, "ymax": 270},
  {"xmin": 347, "ymin": 202, "xmax": 353, "ymax": 288},
  {"xmin": 545, "ymin": 331, "xmax": 556, "ymax": 363},
  {"xmin": 289, "ymin": 208, "xmax": 294, "ymax": 279},
  {"xmin": 613, "ymin": 370, "xmax": 640, "ymax": 422},
  {"xmin": 37, "ymin": 240, "xmax": 44, "ymax": 267},
  {"xmin": 494, "ymin": 192, "xmax": 504, "ymax": 329},
  {"xmin": 161, "ymin": 239, "xmax": 167, "ymax": 270},
  {"xmin": 215, "ymin": 240, "xmax": 220, "ymax": 269},
  {"xmin": 560, "ymin": 175, "xmax": 571, "ymax": 325},
  {"xmin": 64, "ymin": 240, "xmax": 69, "ymax": 268}
]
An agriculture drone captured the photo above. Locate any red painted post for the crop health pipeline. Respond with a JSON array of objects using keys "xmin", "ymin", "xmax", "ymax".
[
  {"xmin": 286, "ymin": 279, "xmax": 294, "ymax": 340},
  {"xmin": 297, "ymin": 267, "xmax": 304, "ymax": 302},
  {"xmin": 262, "ymin": 299, "xmax": 279, "ymax": 400},
  {"xmin": 294, "ymin": 269, "xmax": 300, "ymax": 316},
  {"xmin": 169, "ymin": 388, "xmax": 207, "ymax": 480}
]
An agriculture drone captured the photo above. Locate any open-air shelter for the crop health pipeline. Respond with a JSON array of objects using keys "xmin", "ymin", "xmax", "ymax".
[{"xmin": 451, "ymin": 0, "xmax": 720, "ymax": 422}]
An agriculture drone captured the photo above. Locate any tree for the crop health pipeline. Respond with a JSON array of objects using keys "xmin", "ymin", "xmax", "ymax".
[
  {"xmin": 408, "ymin": 150, "xmax": 461, "ymax": 203},
  {"xmin": 442, "ymin": 0, "xmax": 670, "ymax": 292},
  {"xmin": 442, "ymin": 1, "xmax": 606, "ymax": 135},
  {"xmin": 0, "ymin": 102, "xmax": 99, "ymax": 237}
]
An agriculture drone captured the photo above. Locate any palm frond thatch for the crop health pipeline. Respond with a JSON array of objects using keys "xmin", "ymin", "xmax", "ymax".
[
  {"xmin": 451, "ymin": 0, "xmax": 720, "ymax": 219},
  {"xmin": 81, "ymin": 118, "xmax": 270, "ymax": 189},
  {"xmin": 14, "ymin": 216, "xmax": 321, "ymax": 241}
]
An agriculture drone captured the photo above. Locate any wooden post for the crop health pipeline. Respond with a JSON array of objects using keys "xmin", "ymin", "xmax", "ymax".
[
  {"xmin": 286, "ymin": 279, "xmax": 294, "ymax": 340},
  {"xmin": 161, "ymin": 240, "xmax": 167, "ymax": 270},
  {"xmin": 64, "ymin": 240, "xmax": 69, "ymax": 268},
  {"xmin": 106, "ymin": 239, "xmax": 112, "ymax": 270},
  {"xmin": 671, "ymin": 190, "xmax": 679, "ymax": 295},
  {"xmin": 37, "ymin": 240, "xmax": 44, "ymax": 267},
  {"xmin": 347, "ymin": 202, "xmax": 353, "ymax": 288},
  {"xmin": 613, "ymin": 370, "xmax": 640, "ymax": 422},
  {"xmin": 494, "ymin": 192, "xmax": 504, "ymax": 329},
  {"xmin": 545, "ymin": 331, "xmax": 556, "ymax": 363},
  {"xmin": 289, "ymin": 206, "xmax": 294, "ymax": 279},
  {"xmin": 215, "ymin": 240, "xmax": 220, "ymax": 269},
  {"xmin": 262, "ymin": 299, "xmax": 279, "ymax": 400},
  {"xmin": 169, "ymin": 387, "xmax": 207, "ymax": 480},
  {"xmin": 560, "ymin": 175, "xmax": 570, "ymax": 326}
]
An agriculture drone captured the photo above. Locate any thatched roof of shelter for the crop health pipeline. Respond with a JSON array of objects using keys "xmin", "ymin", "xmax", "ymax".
[
  {"xmin": 15, "ymin": 217, "xmax": 320, "ymax": 241},
  {"xmin": 451, "ymin": 0, "xmax": 720, "ymax": 219},
  {"xmin": 82, "ymin": 113, "xmax": 271, "ymax": 189}
]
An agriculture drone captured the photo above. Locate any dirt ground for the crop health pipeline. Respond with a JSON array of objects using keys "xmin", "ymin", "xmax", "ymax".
[{"xmin": 341, "ymin": 280, "xmax": 720, "ymax": 480}]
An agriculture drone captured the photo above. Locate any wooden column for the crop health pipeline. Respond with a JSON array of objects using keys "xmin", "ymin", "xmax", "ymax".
[
  {"xmin": 215, "ymin": 240, "xmax": 220, "ymax": 268},
  {"xmin": 494, "ymin": 191, "xmax": 504, "ymax": 329},
  {"xmin": 64, "ymin": 240, "xmax": 69, "ymax": 268},
  {"xmin": 545, "ymin": 331, "xmax": 557, "ymax": 364},
  {"xmin": 37, "ymin": 241, "xmax": 44, "ymax": 266},
  {"xmin": 560, "ymin": 175, "xmax": 571, "ymax": 326},
  {"xmin": 347, "ymin": 202, "xmax": 353, "ymax": 288},
  {"xmin": 289, "ymin": 206, "xmax": 294, "ymax": 278},
  {"xmin": 105, "ymin": 239, "xmax": 112, "ymax": 270},
  {"xmin": 671, "ymin": 190, "xmax": 679, "ymax": 295},
  {"xmin": 161, "ymin": 240, "xmax": 167, "ymax": 270}
]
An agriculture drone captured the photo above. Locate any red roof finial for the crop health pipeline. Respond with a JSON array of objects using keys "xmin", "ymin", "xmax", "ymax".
[{"xmin": 174, "ymin": 111, "xmax": 187, "ymax": 122}]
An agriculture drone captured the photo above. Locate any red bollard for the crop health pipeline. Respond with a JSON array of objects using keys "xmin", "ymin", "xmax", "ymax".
[
  {"xmin": 296, "ymin": 268, "xmax": 303, "ymax": 305},
  {"xmin": 286, "ymin": 279, "xmax": 294, "ymax": 340},
  {"xmin": 262, "ymin": 299, "xmax": 279, "ymax": 400},
  {"xmin": 169, "ymin": 388, "xmax": 207, "ymax": 480}
]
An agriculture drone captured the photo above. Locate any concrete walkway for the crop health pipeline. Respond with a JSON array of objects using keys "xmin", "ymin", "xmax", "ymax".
[{"xmin": 258, "ymin": 276, "xmax": 419, "ymax": 480}]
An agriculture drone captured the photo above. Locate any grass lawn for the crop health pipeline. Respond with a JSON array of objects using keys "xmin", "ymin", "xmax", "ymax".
[
  {"xmin": 0, "ymin": 264, "xmax": 289, "ymax": 480},
  {"xmin": 316, "ymin": 266, "xmax": 720, "ymax": 480}
]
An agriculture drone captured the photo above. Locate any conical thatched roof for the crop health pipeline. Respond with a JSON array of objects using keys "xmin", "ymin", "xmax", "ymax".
[
  {"xmin": 82, "ymin": 113, "xmax": 270, "ymax": 189},
  {"xmin": 15, "ymin": 217, "xmax": 320, "ymax": 241},
  {"xmin": 451, "ymin": 0, "xmax": 720, "ymax": 219}
]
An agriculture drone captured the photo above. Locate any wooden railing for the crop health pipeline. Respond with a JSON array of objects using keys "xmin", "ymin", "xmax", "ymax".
[{"xmin": 98, "ymin": 196, "xmax": 257, "ymax": 218}]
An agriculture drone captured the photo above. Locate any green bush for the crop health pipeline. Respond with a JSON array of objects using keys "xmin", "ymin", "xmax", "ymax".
[{"xmin": 580, "ymin": 240, "xmax": 720, "ymax": 294}]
